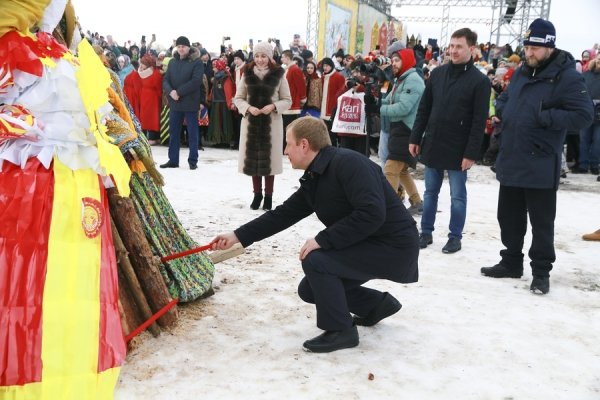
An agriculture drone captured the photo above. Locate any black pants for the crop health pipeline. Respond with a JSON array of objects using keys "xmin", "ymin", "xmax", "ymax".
[
  {"xmin": 339, "ymin": 135, "xmax": 369, "ymax": 157},
  {"xmin": 497, "ymin": 185, "xmax": 556, "ymax": 277},
  {"xmin": 297, "ymin": 231, "xmax": 419, "ymax": 331}
]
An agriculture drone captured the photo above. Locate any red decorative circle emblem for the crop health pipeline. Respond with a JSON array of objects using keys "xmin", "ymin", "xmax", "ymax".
[{"xmin": 81, "ymin": 197, "xmax": 103, "ymax": 238}]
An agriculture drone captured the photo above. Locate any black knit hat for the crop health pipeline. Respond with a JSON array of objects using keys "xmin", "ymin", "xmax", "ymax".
[
  {"xmin": 175, "ymin": 36, "xmax": 191, "ymax": 47},
  {"xmin": 523, "ymin": 19, "xmax": 556, "ymax": 48},
  {"xmin": 233, "ymin": 49, "xmax": 246, "ymax": 61}
]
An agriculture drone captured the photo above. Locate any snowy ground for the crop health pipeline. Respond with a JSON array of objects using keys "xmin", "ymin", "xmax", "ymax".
[{"xmin": 115, "ymin": 145, "xmax": 600, "ymax": 400}]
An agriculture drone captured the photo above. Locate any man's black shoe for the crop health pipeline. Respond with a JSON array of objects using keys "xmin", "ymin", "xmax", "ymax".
[
  {"xmin": 160, "ymin": 161, "xmax": 179, "ymax": 168},
  {"xmin": 481, "ymin": 264, "xmax": 523, "ymax": 278},
  {"xmin": 442, "ymin": 238, "xmax": 461, "ymax": 254},
  {"xmin": 591, "ymin": 167, "xmax": 599, "ymax": 175},
  {"xmin": 419, "ymin": 233, "xmax": 432, "ymax": 249},
  {"xmin": 189, "ymin": 163, "xmax": 198, "ymax": 170},
  {"xmin": 353, "ymin": 292, "xmax": 402, "ymax": 327},
  {"xmin": 303, "ymin": 325, "xmax": 359, "ymax": 353},
  {"xmin": 530, "ymin": 275, "xmax": 550, "ymax": 295}
]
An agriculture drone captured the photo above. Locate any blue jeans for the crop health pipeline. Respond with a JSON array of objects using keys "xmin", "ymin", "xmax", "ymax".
[
  {"xmin": 378, "ymin": 128, "xmax": 389, "ymax": 168},
  {"xmin": 168, "ymin": 110, "xmax": 199, "ymax": 166},
  {"xmin": 579, "ymin": 122, "xmax": 600, "ymax": 170},
  {"xmin": 421, "ymin": 167, "xmax": 468, "ymax": 239}
]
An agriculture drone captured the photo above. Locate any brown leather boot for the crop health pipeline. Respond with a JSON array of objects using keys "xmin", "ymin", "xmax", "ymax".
[{"xmin": 582, "ymin": 229, "xmax": 600, "ymax": 241}]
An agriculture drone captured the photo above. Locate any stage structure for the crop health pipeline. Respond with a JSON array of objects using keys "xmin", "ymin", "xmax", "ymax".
[
  {"xmin": 393, "ymin": 0, "xmax": 551, "ymax": 49},
  {"xmin": 308, "ymin": 0, "xmax": 404, "ymax": 60}
]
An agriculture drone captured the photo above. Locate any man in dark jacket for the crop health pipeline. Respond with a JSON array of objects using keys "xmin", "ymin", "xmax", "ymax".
[
  {"xmin": 481, "ymin": 19, "xmax": 594, "ymax": 294},
  {"xmin": 160, "ymin": 36, "xmax": 205, "ymax": 169},
  {"xmin": 212, "ymin": 116, "xmax": 419, "ymax": 353},
  {"xmin": 409, "ymin": 28, "xmax": 490, "ymax": 254}
]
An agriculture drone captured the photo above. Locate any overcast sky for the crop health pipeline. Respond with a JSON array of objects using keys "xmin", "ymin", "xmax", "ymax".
[{"xmin": 72, "ymin": 0, "xmax": 597, "ymax": 58}]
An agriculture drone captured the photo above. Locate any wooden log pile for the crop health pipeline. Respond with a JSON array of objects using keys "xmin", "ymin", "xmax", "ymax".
[{"xmin": 106, "ymin": 188, "xmax": 245, "ymax": 347}]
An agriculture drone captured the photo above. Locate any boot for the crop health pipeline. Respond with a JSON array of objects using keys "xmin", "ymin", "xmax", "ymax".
[
  {"xmin": 250, "ymin": 193, "xmax": 263, "ymax": 210},
  {"xmin": 407, "ymin": 199, "xmax": 423, "ymax": 215},
  {"xmin": 262, "ymin": 195, "xmax": 272, "ymax": 210},
  {"xmin": 582, "ymin": 229, "xmax": 600, "ymax": 241}
]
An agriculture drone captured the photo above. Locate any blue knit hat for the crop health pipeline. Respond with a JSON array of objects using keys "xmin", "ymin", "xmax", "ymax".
[{"xmin": 523, "ymin": 19, "xmax": 556, "ymax": 48}]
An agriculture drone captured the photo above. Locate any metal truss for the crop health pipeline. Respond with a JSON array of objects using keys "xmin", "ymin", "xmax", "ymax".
[
  {"xmin": 306, "ymin": 0, "xmax": 320, "ymax": 52},
  {"xmin": 393, "ymin": 0, "xmax": 551, "ymax": 47}
]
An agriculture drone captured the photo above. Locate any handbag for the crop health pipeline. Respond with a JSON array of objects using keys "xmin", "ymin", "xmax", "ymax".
[{"xmin": 331, "ymin": 89, "xmax": 366, "ymax": 135}]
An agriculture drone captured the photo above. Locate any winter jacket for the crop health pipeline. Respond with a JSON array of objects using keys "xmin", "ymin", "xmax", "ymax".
[
  {"xmin": 409, "ymin": 58, "xmax": 491, "ymax": 170},
  {"xmin": 138, "ymin": 68, "xmax": 163, "ymax": 131},
  {"xmin": 583, "ymin": 67, "xmax": 600, "ymax": 125},
  {"xmin": 380, "ymin": 68, "xmax": 425, "ymax": 167},
  {"xmin": 163, "ymin": 47, "xmax": 205, "ymax": 112},
  {"xmin": 495, "ymin": 50, "xmax": 595, "ymax": 189},
  {"xmin": 234, "ymin": 146, "xmax": 419, "ymax": 284}
]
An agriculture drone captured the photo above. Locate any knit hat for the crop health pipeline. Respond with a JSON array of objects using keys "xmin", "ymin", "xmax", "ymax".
[
  {"xmin": 523, "ymin": 18, "xmax": 556, "ymax": 48},
  {"xmin": 175, "ymin": 36, "xmax": 191, "ymax": 47},
  {"xmin": 233, "ymin": 49, "xmax": 246, "ymax": 61},
  {"xmin": 213, "ymin": 59, "xmax": 227, "ymax": 71},
  {"xmin": 387, "ymin": 40, "xmax": 406, "ymax": 58},
  {"xmin": 253, "ymin": 41, "xmax": 273, "ymax": 59}
]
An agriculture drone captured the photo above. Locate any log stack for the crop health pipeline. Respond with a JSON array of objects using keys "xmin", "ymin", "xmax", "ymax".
[{"xmin": 106, "ymin": 188, "xmax": 245, "ymax": 347}]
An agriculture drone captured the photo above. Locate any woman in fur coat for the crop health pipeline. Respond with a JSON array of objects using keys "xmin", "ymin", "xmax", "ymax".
[{"xmin": 233, "ymin": 41, "xmax": 291, "ymax": 210}]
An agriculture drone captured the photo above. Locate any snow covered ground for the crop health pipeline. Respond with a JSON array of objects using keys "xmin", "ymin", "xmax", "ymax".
[{"xmin": 115, "ymin": 145, "xmax": 600, "ymax": 400}]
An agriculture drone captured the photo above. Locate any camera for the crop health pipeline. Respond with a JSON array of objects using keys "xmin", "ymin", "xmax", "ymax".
[
  {"xmin": 223, "ymin": 36, "xmax": 231, "ymax": 41},
  {"xmin": 346, "ymin": 77, "xmax": 360, "ymax": 89}
]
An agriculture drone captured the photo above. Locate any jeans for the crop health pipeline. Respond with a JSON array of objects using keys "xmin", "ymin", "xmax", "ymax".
[
  {"xmin": 168, "ymin": 110, "xmax": 199, "ymax": 166},
  {"xmin": 579, "ymin": 122, "xmax": 600, "ymax": 170},
  {"xmin": 378, "ymin": 128, "xmax": 389, "ymax": 168},
  {"xmin": 421, "ymin": 167, "xmax": 467, "ymax": 239}
]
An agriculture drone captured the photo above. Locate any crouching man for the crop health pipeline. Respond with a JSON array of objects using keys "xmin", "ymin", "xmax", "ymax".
[{"xmin": 212, "ymin": 116, "xmax": 419, "ymax": 353}]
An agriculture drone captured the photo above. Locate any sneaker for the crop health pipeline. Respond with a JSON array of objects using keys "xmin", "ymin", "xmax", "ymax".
[
  {"xmin": 442, "ymin": 238, "xmax": 461, "ymax": 254},
  {"xmin": 480, "ymin": 264, "xmax": 523, "ymax": 278},
  {"xmin": 530, "ymin": 275, "xmax": 550, "ymax": 294},
  {"xmin": 159, "ymin": 161, "xmax": 179, "ymax": 168},
  {"xmin": 419, "ymin": 233, "xmax": 433, "ymax": 249},
  {"xmin": 353, "ymin": 292, "xmax": 402, "ymax": 327},
  {"xmin": 303, "ymin": 325, "xmax": 359, "ymax": 353}
]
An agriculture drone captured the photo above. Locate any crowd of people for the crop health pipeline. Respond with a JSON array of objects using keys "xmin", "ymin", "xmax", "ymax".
[{"xmin": 84, "ymin": 21, "xmax": 598, "ymax": 352}]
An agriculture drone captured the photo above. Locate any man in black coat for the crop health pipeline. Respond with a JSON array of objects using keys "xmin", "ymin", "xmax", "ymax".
[
  {"xmin": 481, "ymin": 19, "xmax": 594, "ymax": 294},
  {"xmin": 409, "ymin": 28, "xmax": 490, "ymax": 254},
  {"xmin": 212, "ymin": 116, "xmax": 419, "ymax": 353},
  {"xmin": 160, "ymin": 36, "xmax": 205, "ymax": 170}
]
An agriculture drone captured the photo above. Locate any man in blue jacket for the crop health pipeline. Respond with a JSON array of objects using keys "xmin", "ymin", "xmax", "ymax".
[
  {"xmin": 409, "ymin": 28, "xmax": 491, "ymax": 254},
  {"xmin": 481, "ymin": 19, "xmax": 594, "ymax": 294},
  {"xmin": 160, "ymin": 36, "xmax": 205, "ymax": 169},
  {"xmin": 212, "ymin": 116, "xmax": 419, "ymax": 353}
]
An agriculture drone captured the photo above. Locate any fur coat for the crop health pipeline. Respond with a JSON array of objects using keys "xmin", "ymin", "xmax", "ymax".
[{"xmin": 233, "ymin": 65, "xmax": 291, "ymax": 176}]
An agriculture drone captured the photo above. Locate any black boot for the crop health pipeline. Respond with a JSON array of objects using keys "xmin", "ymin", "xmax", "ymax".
[
  {"xmin": 262, "ymin": 195, "xmax": 272, "ymax": 210},
  {"xmin": 250, "ymin": 193, "xmax": 263, "ymax": 210}
]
